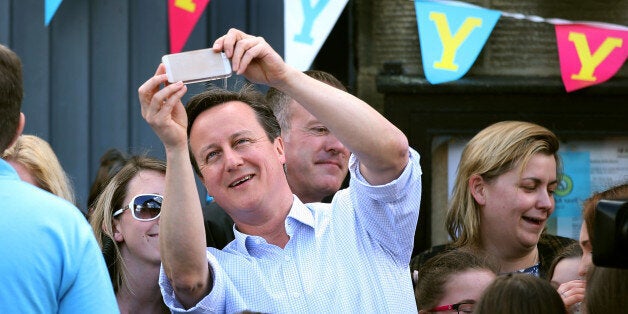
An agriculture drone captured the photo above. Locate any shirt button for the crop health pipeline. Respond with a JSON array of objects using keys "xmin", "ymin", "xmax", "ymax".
[
  {"xmin": 285, "ymin": 255, "xmax": 291, "ymax": 261},
  {"xmin": 292, "ymin": 292, "xmax": 300, "ymax": 298}
]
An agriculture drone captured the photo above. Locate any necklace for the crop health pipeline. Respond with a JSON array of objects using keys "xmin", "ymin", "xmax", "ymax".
[
  {"xmin": 516, "ymin": 248, "xmax": 540, "ymax": 276},
  {"xmin": 499, "ymin": 247, "xmax": 540, "ymax": 276},
  {"xmin": 529, "ymin": 247, "xmax": 539, "ymax": 266}
]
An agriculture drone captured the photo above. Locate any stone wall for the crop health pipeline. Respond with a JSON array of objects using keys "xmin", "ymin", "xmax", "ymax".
[{"xmin": 354, "ymin": 0, "xmax": 628, "ymax": 112}]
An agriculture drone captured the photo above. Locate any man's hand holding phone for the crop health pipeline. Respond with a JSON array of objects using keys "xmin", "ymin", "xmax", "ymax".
[{"xmin": 162, "ymin": 48, "xmax": 232, "ymax": 84}]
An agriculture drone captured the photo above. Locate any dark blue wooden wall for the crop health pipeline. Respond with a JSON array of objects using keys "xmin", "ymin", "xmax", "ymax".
[{"xmin": 0, "ymin": 0, "xmax": 284, "ymax": 211}]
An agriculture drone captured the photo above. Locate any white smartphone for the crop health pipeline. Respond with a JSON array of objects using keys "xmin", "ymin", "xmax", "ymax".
[{"xmin": 162, "ymin": 48, "xmax": 232, "ymax": 84}]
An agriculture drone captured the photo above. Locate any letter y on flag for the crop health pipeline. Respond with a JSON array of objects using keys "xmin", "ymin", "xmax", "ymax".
[
  {"xmin": 555, "ymin": 23, "xmax": 628, "ymax": 92},
  {"xmin": 414, "ymin": 0, "xmax": 500, "ymax": 84}
]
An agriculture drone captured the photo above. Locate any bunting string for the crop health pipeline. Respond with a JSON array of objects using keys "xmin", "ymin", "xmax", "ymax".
[
  {"xmin": 417, "ymin": 0, "xmax": 628, "ymax": 28},
  {"xmin": 413, "ymin": 0, "xmax": 628, "ymax": 92},
  {"xmin": 42, "ymin": 0, "xmax": 628, "ymax": 92}
]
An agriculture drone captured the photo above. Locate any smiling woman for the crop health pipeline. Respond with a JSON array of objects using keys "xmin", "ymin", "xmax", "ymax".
[
  {"xmin": 411, "ymin": 121, "xmax": 575, "ymax": 278},
  {"xmin": 88, "ymin": 155, "xmax": 169, "ymax": 314}
]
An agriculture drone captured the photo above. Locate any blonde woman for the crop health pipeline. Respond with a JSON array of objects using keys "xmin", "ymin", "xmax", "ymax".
[
  {"xmin": 89, "ymin": 155, "xmax": 168, "ymax": 314},
  {"xmin": 412, "ymin": 121, "xmax": 574, "ymax": 278},
  {"xmin": 2, "ymin": 134, "xmax": 75, "ymax": 204}
]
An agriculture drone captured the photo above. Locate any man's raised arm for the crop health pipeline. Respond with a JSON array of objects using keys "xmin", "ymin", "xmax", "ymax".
[
  {"xmin": 214, "ymin": 28, "xmax": 409, "ymax": 185},
  {"xmin": 138, "ymin": 64, "xmax": 211, "ymax": 308}
]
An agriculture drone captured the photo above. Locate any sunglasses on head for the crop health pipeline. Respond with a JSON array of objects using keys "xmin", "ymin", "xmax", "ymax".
[{"xmin": 113, "ymin": 194, "xmax": 163, "ymax": 221}]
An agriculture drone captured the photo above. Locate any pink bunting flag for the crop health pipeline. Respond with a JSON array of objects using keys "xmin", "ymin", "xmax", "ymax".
[
  {"xmin": 555, "ymin": 23, "xmax": 628, "ymax": 92},
  {"xmin": 168, "ymin": 0, "xmax": 210, "ymax": 53}
]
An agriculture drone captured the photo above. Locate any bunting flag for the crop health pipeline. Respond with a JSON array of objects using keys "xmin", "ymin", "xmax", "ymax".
[
  {"xmin": 41, "ymin": 0, "xmax": 628, "ymax": 92},
  {"xmin": 555, "ymin": 23, "xmax": 628, "ymax": 92},
  {"xmin": 168, "ymin": 0, "xmax": 210, "ymax": 53},
  {"xmin": 414, "ymin": 0, "xmax": 500, "ymax": 84},
  {"xmin": 45, "ymin": 0, "xmax": 63, "ymax": 26},
  {"xmin": 284, "ymin": 0, "xmax": 349, "ymax": 71}
]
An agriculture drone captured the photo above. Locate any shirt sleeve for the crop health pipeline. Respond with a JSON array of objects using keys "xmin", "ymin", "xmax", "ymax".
[
  {"xmin": 159, "ymin": 250, "xmax": 230, "ymax": 313},
  {"xmin": 349, "ymin": 147, "xmax": 422, "ymax": 265}
]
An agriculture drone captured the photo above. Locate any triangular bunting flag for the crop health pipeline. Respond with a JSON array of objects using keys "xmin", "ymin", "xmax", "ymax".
[
  {"xmin": 45, "ymin": 0, "xmax": 63, "ymax": 26},
  {"xmin": 284, "ymin": 0, "xmax": 349, "ymax": 71},
  {"xmin": 414, "ymin": 0, "xmax": 500, "ymax": 84},
  {"xmin": 168, "ymin": 0, "xmax": 210, "ymax": 53},
  {"xmin": 555, "ymin": 23, "xmax": 628, "ymax": 92}
]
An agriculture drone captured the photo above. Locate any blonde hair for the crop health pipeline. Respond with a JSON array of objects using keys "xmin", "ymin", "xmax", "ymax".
[
  {"xmin": 2, "ymin": 134, "xmax": 75, "ymax": 204},
  {"xmin": 446, "ymin": 121, "xmax": 560, "ymax": 248},
  {"xmin": 89, "ymin": 155, "xmax": 166, "ymax": 294}
]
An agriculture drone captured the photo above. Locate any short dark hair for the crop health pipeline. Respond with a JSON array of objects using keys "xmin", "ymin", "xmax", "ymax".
[
  {"xmin": 185, "ymin": 84, "xmax": 280, "ymax": 176},
  {"xmin": 414, "ymin": 249, "xmax": 498, "ymax": 311},
  {"xmin": 586, "ymin": 266, "xmax": 628, "ymax": 314},
  {"xmin": 266, "ymin": 70, "xmax": 346, "ymax": 133},
  {"xmin": 474, "ymin": 273, "xmax": 566, "ymax": 314},
  {"xmin": 0, "ymin": 44, "xmax": 24, "ymax": 152}
]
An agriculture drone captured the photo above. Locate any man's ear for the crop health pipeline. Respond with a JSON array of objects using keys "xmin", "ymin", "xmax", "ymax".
[
  {"xmin": 274, "ymin": 136, "xmax": 286, "ymax": 165},
  {"xmin": 6, "ymin": 113, "xmax": 25, "ymax": 151},
  {"xmin": 469, "ymin": 174, "xmax": 487, "ymax": 205}
]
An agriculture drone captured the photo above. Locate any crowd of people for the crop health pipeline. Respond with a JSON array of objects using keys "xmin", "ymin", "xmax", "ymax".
[{"xmin": 1, "ymin": 28, "xmax": 626, "ymax": 313}]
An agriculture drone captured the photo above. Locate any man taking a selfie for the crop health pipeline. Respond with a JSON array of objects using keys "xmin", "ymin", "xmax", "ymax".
[{"xmin": 138, "ymin": 28, "xmax": 422, "ymax": 313}]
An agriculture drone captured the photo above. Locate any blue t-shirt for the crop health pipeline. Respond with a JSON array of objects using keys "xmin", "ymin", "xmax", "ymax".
[{"xmin": 0, "ymin": 159, "xmax": 119, "ymax": 313}]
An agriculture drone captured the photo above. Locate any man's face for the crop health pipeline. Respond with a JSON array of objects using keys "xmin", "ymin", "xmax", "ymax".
[
  {"xmin": 282, "ymin": 100, "xmax": 349, "ymax": 203},
  {"xmin": 189, "ymin": 101, "xmax": 287, "ymax": 215}
]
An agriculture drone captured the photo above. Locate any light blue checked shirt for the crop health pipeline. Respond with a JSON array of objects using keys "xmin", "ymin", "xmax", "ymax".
[{"xmin": 160, "ymin": 148, "xmax": 422, "ymax": 313}]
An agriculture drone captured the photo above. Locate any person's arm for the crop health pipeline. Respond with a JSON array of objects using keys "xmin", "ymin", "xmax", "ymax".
[
  {"xmin": 213, "ymin": 29, "xmax": 409, "ymax": 185},
  {"xmin": 138, "ymin": 64, "xmax": 211, "ymax": 308}
]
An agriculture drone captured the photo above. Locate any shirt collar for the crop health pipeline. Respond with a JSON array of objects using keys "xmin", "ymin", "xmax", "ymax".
[
  {"xmin": 286, "ymin": 195, "xmax": 315, "ymax": 229},
  {"xmin": 232, "ymin": 195, "xmax": 315, "ymax": 254}
]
